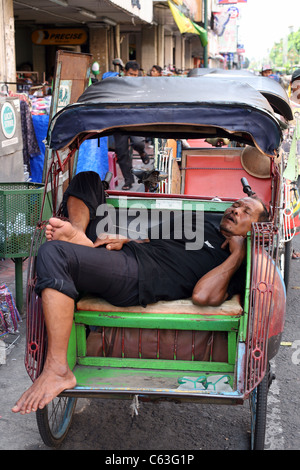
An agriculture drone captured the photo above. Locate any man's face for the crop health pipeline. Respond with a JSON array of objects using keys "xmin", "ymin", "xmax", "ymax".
[
  {"xmin": 125, "ymin": 68, "xmax": 139, "ymax": 77},
  {"xmin": 151, "ymin": 68, "xmax": 161, "ymax": 77},
  {"xmin": 262, "ymin": 69, "xmax": 272, "ymax": 77},
  {"xmin": 220, "ymin": 197, "xmax": 264, "ymax": 237},
  {"xmin": 291, "ymin": 78, "xmax": 300, "ymax": 103}
]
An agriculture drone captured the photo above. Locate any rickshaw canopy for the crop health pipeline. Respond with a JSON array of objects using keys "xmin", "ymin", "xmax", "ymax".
[
  {"xmin": 188, "ymin": 68, "xmax": 293, "ymax": 121},
  {"xmin": 47, "ymin": 76, "xmax": 284, "ymax": 156}
]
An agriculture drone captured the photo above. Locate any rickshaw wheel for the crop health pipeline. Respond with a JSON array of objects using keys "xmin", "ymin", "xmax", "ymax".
[
  {"xmin": 283, "ymin": 240, "xmax": 292, "ymax": 290},
  {"xmin": 250, "ymin": 363, "xmax": 271, "ymax": 450},
  {"xmin": 36, "ymin": 397, "xmax": 77, "ymax": 448},
  {"xmin": 279, "ymin": 240, "xmax": 293, "ymax": 291}
]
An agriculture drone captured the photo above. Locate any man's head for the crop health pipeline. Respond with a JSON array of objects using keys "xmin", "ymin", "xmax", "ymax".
[
  {"xmin": 220, "ymin": 196, "xmax": 269, "ymax": 237},
  {"xmin": 291, "ymin": 68, "xmax": 300, "ymax": 84},
  {"xmin": 261, "ymin": 65, "xmax": 273, "ymax": 77},
  {"xmin": 124, "ymin": 61, "xmax": 140, "ymax": 77},
  {"xmin": 291, "ymin": 69, "xmax": 300, "ymax": 102},
  {"xmin": 150, "ymin": 65, "xmax": 162, "ymax": 77}
]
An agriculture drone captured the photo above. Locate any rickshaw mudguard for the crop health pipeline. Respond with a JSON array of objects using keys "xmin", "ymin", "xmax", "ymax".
[
  {"xmin": 267, "ymin": 263, "xmax": 286, "ymax": 360},
  {"xmin": 243, "ymin": 223, "xmax": 286, "ymax": 395}
]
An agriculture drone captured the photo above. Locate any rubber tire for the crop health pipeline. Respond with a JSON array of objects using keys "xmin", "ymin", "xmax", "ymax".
[
  {"xmin": 283, "ymin": 240, "xmax": 292, "ymax": 291},
  {"xmin": 36, "ymin": 397, "xmax": 77, "ymax": 448},
  {"xmin": 250, "ymin": 366, "xmax": 269, "ymax": 450}
]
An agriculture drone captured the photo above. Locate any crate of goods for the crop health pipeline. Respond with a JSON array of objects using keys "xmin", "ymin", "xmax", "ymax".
[{"xmin": 0, "ymin": 182, "xmax": 44, "ymax": 258}]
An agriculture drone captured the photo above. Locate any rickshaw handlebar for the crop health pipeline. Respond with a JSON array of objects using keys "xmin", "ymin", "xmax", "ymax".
[{"xmin": 241, "ymin": 177, "xmax": 255, "ymax": 197}]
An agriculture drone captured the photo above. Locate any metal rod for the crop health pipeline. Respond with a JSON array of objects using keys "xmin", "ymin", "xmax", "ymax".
[{"xmin": 203, "ymin": 0, "xmax": 208, "ymax": 67}]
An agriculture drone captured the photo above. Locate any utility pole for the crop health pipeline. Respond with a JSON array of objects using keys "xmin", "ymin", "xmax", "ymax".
[{"xmin": 203, "ymin": 0, "xmax": 208, "ymax": 67}]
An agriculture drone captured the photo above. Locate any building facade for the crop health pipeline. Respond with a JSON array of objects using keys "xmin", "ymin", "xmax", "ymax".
[{"xmin": 1, "ymin": 0, "xmax": 244, "ymax": 90}]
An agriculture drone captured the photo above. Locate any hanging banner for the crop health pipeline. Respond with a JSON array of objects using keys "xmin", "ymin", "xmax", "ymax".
[
  {"xmin": 214, "ymin": 5, "xmax": 238, "ymax": 53},
  {"xmin": 168, "ymin": 0, "xmax": 208, "ymax": 47}
]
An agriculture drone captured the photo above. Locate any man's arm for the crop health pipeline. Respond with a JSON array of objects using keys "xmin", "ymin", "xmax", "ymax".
[{"xmin": 192, "ymin": 236, "xmax": 246, "ymax": 307}]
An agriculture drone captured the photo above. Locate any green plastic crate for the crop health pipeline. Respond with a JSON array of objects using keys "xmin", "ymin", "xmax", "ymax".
[{"xmin": 0, "ymin": 182, "xmax": 44, "ymax": 258}]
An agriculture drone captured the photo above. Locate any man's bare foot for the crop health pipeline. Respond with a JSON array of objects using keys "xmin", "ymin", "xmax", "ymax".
[
  {"xmin": 12, "ymin": 365, "xmax": 76, "ymax": 414},
  {"xmin": 45, "ymin": 218, "xmax": 94, "ymax": 247}
]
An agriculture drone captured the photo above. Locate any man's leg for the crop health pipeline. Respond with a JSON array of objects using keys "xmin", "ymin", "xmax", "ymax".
[
  {"xmin": 114, "ymin": 134, "xmax": 134, "ymax": 188},
  {"xmin": 12, "ymin": 289, "xmax": 76, "ymax": 414},
  {"xmin": 12, "ymin": 220, "xmax": 139, "ymax": 414},
  {"xmin": 45, "ymin": 196, "xmax": 94, "ymax": 247},
  {"xmin": 61, "ymin": 171, "xmax": 110, "ymax": 242},
  {"xmin": 12, "ymin": 238, "xmax": 139, "ymax": 414},
  {"xmin": 12, "ymin": 173, "xmax": 110, "ymax": 414},
  {"xmin": 48, "ymin": 170, "xmax": 113, "ymax": 245},
  {"xmin": 130, "ymin": 136, "xmax": 149, "ymax": 164}
]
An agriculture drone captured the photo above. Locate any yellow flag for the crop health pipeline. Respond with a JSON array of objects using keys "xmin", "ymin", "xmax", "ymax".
[
  {"xmin": 168, "ymin": 1, "xmax": 208, "ymax": 46},
  {"xmin": 168, "ymin": 0, "xmax": 196, "ymax": 34}
]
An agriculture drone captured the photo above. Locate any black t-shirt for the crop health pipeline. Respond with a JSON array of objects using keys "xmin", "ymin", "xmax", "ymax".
[{"xmin": 125, "ymin": 217, "xmax": 245, "ymax": 307}]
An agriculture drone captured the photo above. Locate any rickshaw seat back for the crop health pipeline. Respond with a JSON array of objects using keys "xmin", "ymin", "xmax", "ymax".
[{"xmin": 182, "ymin": 148, "xmax": 272, "ymax": 205}]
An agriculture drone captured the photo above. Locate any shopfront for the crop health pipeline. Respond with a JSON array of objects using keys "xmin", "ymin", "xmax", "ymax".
[{"xmin": 16, "ymin": 26, "xmax": 89, "ymax": 85}]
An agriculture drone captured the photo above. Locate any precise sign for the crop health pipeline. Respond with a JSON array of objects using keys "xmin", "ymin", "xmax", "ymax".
[{"xmin": 31, "ymin": 29, "xmax": 88, "ymax": 45}]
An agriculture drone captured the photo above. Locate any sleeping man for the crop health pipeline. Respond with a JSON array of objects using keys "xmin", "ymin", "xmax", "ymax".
[{"xmin": 12, "ymin": 171, "xmax": 269, "ymax": 415}]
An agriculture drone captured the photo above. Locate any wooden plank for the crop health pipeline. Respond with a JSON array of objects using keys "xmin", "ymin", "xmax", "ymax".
[{"xmin": 171, "ymin": 159, "xmax": 181, "ymax": 194}]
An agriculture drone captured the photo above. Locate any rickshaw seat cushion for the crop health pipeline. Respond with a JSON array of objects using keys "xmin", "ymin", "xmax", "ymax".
[{"xmin": 76, "ymin": 294, "xmax": 242, "ymax": 316}]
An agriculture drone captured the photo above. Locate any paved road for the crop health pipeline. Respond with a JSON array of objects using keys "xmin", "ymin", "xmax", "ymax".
[
  {"xmin": 264, "ymin": 234, "xmax": 300, "ymax": 450},
  {"xmin": 0, "ymin": 237, "xmax": 299, "ymax": 451}
]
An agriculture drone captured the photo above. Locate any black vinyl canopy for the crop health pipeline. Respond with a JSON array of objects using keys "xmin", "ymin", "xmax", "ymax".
[
  {"xmin": 188, "ymin": 68, "xmax": 293, "ymax": 121},
  {"xmin": 47, "ymin": 76, "xmax": 283, "ymax": 156}
]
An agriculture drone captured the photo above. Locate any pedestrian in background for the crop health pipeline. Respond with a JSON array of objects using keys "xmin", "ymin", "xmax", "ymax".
[
  {"xmin": 150, "ymin": 65, "xmax": 162, "ymax": 77},
  {"xmin": 114, "ymin": 61, "xmax": 149, "ymax": 190}
]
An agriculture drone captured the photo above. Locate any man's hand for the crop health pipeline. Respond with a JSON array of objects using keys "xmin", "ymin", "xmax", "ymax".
[
  {"xmin": 94, "ymin": 233, "xmax": 129, "ymax": 251},
  {"xmin": 221, "ymin": 235, "xmax": 246, "ymax": 258},
  {"xmin": 192, "ymin": 235, "xmax": 246, "ymax": 307}
]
